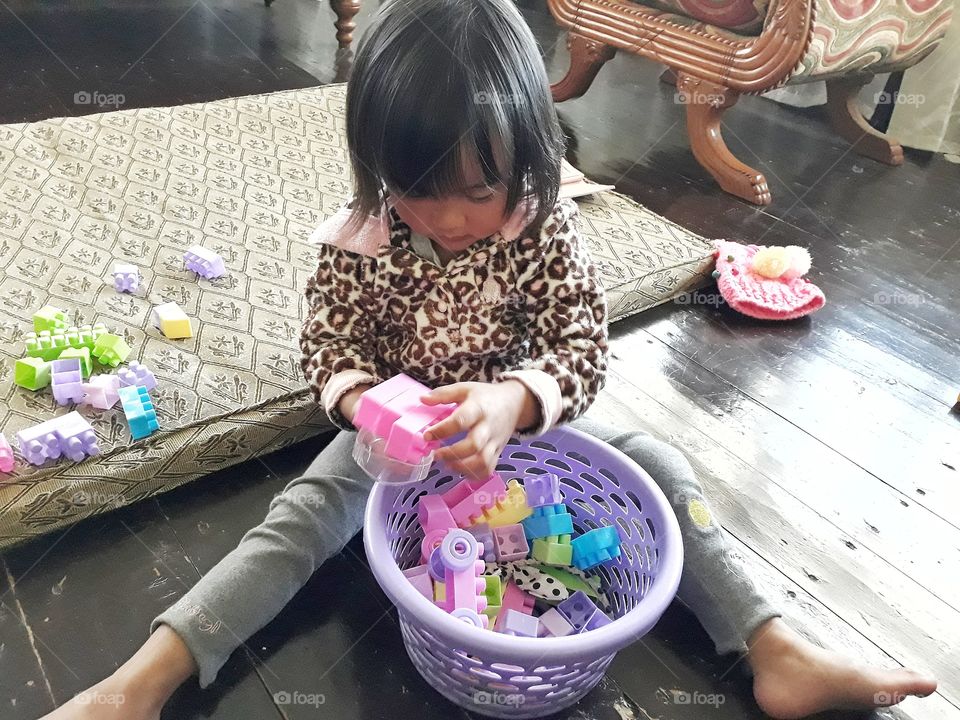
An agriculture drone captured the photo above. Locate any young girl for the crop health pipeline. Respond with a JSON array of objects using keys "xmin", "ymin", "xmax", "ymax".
[{"xmin": 45, "ymin": 1, "xmax": 936, "ymax": 718}]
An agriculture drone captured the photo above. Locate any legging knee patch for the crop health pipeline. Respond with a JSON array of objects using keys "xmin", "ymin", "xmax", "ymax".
[{"xmin": 687, "ymin": 498, "xmax": 712, "ymax": 529}]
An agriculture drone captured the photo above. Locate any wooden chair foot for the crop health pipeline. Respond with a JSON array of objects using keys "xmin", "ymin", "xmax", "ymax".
[
  {"xmin": 677, "ymin": 73, "xmax": 772, "ymax": 206},
  {"xmin": 551, "ymin": 32, "xmax": 616, "ymax": 102},
  {"xmin": 826, "ymin": 76, "xmax": 904, "ymax": 166},
  {"xmin": 330, "ymin": 0, "xmax": 362, "ymax": 49}
]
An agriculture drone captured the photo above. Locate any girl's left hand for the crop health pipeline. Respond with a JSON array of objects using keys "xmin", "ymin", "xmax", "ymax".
[{"xmin": 421, "ymin": 381, "xmax": 536, "ymax": 481}]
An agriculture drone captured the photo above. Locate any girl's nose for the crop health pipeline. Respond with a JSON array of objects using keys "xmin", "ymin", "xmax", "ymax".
[{"xmin": 434, "ymin": 206, "xmax": 466, "ymax": 235}]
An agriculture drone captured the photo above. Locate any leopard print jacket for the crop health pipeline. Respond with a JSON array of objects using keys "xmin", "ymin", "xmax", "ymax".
[{"xmin": 299, "ymin": 196, "xmax": 609, "ymax": 435}]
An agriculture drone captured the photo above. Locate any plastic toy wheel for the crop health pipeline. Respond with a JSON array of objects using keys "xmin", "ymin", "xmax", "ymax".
[{"xmin": 439, "ymin": 529, "xmax": 477, "ymax": 572}]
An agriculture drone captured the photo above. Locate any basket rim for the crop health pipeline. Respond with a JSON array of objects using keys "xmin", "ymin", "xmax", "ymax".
[{"xmin": 363, "ymin": 425, "xmax": 684, "ymax": 664}]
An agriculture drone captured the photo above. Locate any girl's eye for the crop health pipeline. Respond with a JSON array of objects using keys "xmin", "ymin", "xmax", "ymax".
[{"xmin": 469, "ymin": 193, "xmax": 495, "ymax": 203}]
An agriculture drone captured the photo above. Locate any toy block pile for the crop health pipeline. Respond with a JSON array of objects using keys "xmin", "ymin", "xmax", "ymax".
[
  {"xmin": 405, "ymin": 470, "xmax": 623, "ymax": 636},
  {"xmin": 2, "ymin": 248, "xmax": 227, "ymax": 477},
  {"xmin": 3, "ymin": 304, "xmax": 162, "ymax": 476}
]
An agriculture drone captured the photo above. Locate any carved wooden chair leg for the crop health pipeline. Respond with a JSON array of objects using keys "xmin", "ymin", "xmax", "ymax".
[
  {"xmin": 825, "ymin": 76, "xmax": 904, "ymax": 166},
  {"xmin": 677, "ymin": 73, "xmax": 771, "ymax": 205},
  {"xmin": 551, "ymin": 33, "xmax": 616, "ymax": 102},
  {"xmin": 330, "ymin": 0, "xmax": 362, "ymax": 49}
]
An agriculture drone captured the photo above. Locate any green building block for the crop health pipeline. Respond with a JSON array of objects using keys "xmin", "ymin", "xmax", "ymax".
[
  {"xmin": 14, "ymin": 357, "xmax": 51, "ymax": 391},
  {"xmin": 536, "ymin": 565, "xmax": 601, "ymax": 599},
  {"xmin": 25, "ymin": 331, "xmax": 70, "ymax": 361},
  {"xmin": 481, "ymin": 575, "xmax": 503, "ymax": 619},
  {"xmin": 25, "ymin": 323, "xmax": 107, "ymax": 361},
  {"xmin": 33, "ymin": 305, "xmax": 68, "ymax": 333},
  {"xmin": 59, "ymin": 347, "xmax": 92, "ymax": 378},
  {"xmin": 92, "ymin": 333, "xmax": 131, "ymax": 367},
  {"xmin": 532, "ymin": 535, "xmax": 574, "ymax": 567}
]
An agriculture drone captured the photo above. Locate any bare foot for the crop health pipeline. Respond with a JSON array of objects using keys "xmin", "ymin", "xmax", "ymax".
[
  {"xmin": 748, "ymin": 618, "xmax": 937, "ymax": 719},
  {"xmin": 39, "ymin": 624, "xmax": 197, "ymax": 720},
  {"xmin": 39, "ymin": 672, "xmax": 161, "ymax": 719}
]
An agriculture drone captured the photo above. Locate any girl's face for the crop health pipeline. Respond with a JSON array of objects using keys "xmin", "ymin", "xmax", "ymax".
[{"xmin": 387, "ymin": 146, "xmax": 510, "ymax": 255}]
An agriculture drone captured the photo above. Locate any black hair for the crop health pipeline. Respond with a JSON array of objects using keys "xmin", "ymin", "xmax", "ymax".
[{"xmin": 344, "ymin": 0, "xmax": 566, "ymax": 236}]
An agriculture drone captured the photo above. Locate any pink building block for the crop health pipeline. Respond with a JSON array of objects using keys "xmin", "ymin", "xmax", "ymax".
[
  {"xmin": 117, "ymin": 361, "xmax": 157, "ymax": 391},
  {"xmin": 353, "ymin": 374, "xmax": 455, "ymax": 464},
  {"xmin": 402, "ymin": 565, "xmax": 434, "ymax": 601},
  {"xmin": 51, "ymin": 358, "xmax": 85, "ymax": 405},
  {"xmin": 434, "ymin": 529, "xmax": 487, "ymax": 616},
  {"xmin": 82, "ymin": 374, "xmax": 121, "ymax": 409},
  {"xmin": 441, "ymin": 473, "xmax": 508, "ymax": 528},
  {"xmin": 420, "ymin": 527, "xmax": 448, "ymax": 563},
  {"xmin": 493, "ymin": 582, "xmax": 536, "ymax": 633},
  {"xmin": 492, "ymin": 523, "xmax": 529, "ymax": 562},
  {"xmin": 0, "ymin": 432, "xmax": 14, "ymax": 473},
  {"xmin": 417, "ymin": 495, "xmax": 456, "ymax": 535},
  {"xmin": 16, "ymin": 412, "xmax": 100, "ymax": 466}
]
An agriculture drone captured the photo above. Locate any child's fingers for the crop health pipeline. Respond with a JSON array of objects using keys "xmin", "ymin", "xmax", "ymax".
[
  {"xmin": 421, "ymin": 383, "xmax": 469, "ymax": 406},
  {"xmin": 434, "ymin": 425, "xmax": 490, "ymax": 461},
  {"xmin": 424, "ymin": 402, "xmax": 481, "ymax": 442}
]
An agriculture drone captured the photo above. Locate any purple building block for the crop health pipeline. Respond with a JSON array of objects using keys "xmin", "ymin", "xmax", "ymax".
[
  {"xmin": 556, "ymin": 591, "xmax": 604, "ymax": 634},
  {"xmin": 117, "ymin": 361, "xmax": 157, "ymax": 391},
  {"xmin": 0, "ymin": 432, "xmax": 13, "ymax": 473},
  {"xmin": 524, "ymin": 472, "xmax": 562, "ymax": 507},
  {"xmin": 537, "ymin": 608, "xmax": 575, "ymax": 637},
  {"xmin": 183, "ymin": 245, "xmax": 226, "ymax": 279},
  {"xmin": 500, "ymin": 609, "xmax": 539, "ymax": 637},
  {"xmin": 492, "ymin": 524, "xmax": 530, "ymax": 562},
  {"xmin": 467, "ymin": 524, "xmax": 496, "ymax": 562},
  {"xmin": 112, "ymin": 263, "xmax": 140, "ymax": 293},
  {"xmin": 51, "ymin": 358, "xmax": 85, "ymax": 405},
  {"xmin": 82, "ymin": 374, "xmax": 121, "ymax": 410},
  {"xmin": 16, "ymin": 412, "xmax": 100, "ymax": 466}
]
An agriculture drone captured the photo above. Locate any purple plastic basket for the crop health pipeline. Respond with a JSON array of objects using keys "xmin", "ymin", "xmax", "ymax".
[{"xmin": 363, "ymin": 426, "xmax": 683, "ymax": 718}]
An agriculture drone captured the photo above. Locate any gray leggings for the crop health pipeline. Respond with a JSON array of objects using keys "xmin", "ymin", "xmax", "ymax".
[{"xmin": 151, "ymin": 415, "xmax": 780, "ymax": 688}]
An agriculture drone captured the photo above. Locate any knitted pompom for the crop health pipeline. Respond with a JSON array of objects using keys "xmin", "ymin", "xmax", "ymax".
[
  {"xmin": 751, "ymin": 246, "xmax": 791, "ymax": 278},
  {"xmin": 782, "ymin": 246, "xmax": 812, "ymax": 280}
]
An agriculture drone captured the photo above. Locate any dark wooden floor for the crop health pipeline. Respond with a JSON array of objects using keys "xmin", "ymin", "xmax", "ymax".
[{"xmin": 1, "ymin": 1, "xmax": 958, "ymax": 718}]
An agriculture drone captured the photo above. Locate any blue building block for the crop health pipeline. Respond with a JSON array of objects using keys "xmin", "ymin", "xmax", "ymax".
[
  {"xmin": 522, "ymin": 503, "xmax": 574, "ymax": 540},
  {"xmin": 571, "ymin": 526, "xmax": 621, "ymax": 570},
  {"xmin": 118, "ymin": 385, "xmax": 160, "ymax": 440}
]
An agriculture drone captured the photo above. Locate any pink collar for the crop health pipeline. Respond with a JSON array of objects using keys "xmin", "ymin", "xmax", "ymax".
[{"xmin": 309, "ymin": 195, "xmax": 539, "ymax": 258}]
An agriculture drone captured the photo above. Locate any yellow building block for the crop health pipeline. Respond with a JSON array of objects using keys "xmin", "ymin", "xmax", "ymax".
[
  {"xmin": 151, "ymin": 301, "xmax": 193, "ymax": 339},
  {"xmin": 433, "ymin": 580, "xmax": 446, "ymax": 604},
  {"xmin": 483, "ymin": 479, "xmax": 533, "ymax": 528}
]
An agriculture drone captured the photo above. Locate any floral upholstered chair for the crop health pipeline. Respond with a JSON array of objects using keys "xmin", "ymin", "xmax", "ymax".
[{"xmin": 546, "ymin": 0, "xmax": 953, "ymax": 204}]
